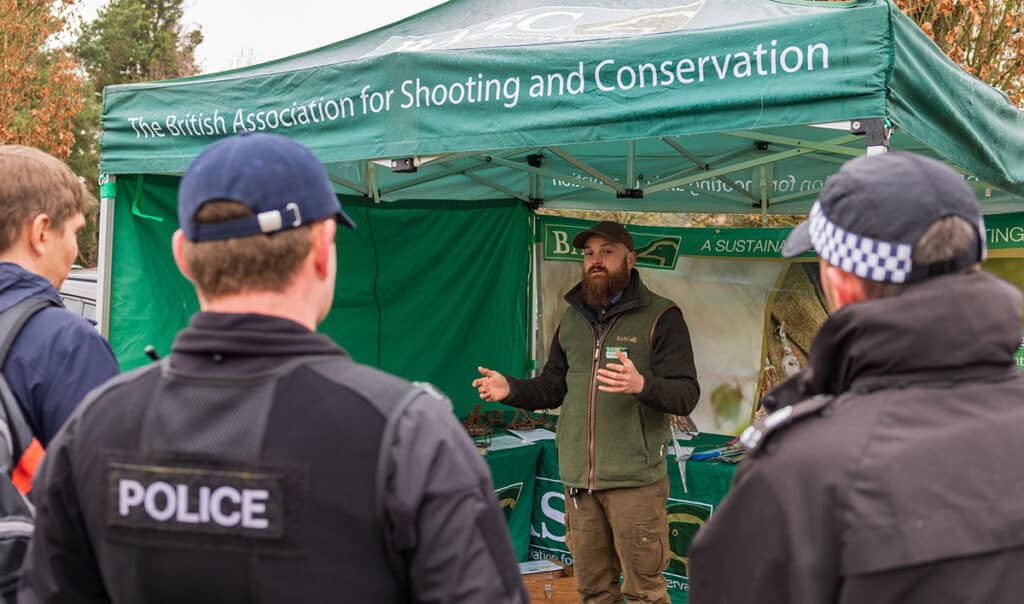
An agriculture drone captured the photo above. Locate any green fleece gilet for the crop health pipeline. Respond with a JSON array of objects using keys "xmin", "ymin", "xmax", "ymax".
[{"xmin": 556, "ymin": 285, "xmax": 676, "ymax": 490}]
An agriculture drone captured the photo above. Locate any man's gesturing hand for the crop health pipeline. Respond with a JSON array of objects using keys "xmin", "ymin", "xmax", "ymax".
[
  {"xmin": 596, "ymin": 349, "xmax": 645, "ymax": 394},
  {"xmin": 473, "ymin": 366, "xmax": 510, "ymax": 402}
]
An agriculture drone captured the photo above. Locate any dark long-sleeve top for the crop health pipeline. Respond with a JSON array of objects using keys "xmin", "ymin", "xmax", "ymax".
[{"xmin": 0, "ymin": 262, "xmax": 119, "ymax": 445}]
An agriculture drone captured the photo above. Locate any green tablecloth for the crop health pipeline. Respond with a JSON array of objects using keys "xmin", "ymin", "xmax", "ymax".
[{"xmin": 482, "ymin": 437, "xmax": 542, "ymax": 561}]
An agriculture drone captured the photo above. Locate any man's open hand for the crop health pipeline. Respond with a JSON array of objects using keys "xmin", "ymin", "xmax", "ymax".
[{"xmin": 472, "ymin": 366, "xmax": 510, "ymax": 402}]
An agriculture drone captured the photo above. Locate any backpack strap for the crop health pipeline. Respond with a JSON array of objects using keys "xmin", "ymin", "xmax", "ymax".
[
  {"xmin": 0, "ymin": 299, "xmax": 56, "ymax": 368},
  {"xmin": 0, "ymin": 298, "xmax": 56, "ymax": 490}
]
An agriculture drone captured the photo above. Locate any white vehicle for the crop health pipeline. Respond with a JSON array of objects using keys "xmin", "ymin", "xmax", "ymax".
[{"xmin": 60, "ymin": 268, "xmax": 97, "ymax": 323}]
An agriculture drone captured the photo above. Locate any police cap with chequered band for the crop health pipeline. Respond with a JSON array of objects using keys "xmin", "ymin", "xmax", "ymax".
[
  {"xmin": 178, "ymin": 132, "xmax": 356, "ymax": 242},
  {"xmin": 782, "ymin": 152, "xmax": 986, "ymax": 284}
]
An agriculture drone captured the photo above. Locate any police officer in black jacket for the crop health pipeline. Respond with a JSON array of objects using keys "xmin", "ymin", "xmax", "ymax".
[
  {"xmin": 689, "ymin": 153, "xmax": 1024, "ymax": 604},
  {"xmin": 18, "ymin": 133, "xmax": 528, "ymax": 604}
]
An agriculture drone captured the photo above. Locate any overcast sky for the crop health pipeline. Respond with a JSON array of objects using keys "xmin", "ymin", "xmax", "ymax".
[{"xmin": 78, "ymin": 0, "xmax": 449, "ymax": 73}]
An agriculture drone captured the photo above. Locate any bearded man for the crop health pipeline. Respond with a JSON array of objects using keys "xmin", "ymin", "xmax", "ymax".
[{"xmin": 474, "ymin": 220, "xmax": 701, "ymax": 603}]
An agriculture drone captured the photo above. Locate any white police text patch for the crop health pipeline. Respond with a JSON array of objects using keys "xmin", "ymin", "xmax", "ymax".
[{"xmin": 107, "ymin": 460, "xmax": 285, "ymax": 539}]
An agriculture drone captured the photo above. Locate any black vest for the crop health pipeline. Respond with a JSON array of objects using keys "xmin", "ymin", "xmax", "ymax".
[{"xmin": 70, "ymin": 355, "xmax": 411, "ymax": 603}]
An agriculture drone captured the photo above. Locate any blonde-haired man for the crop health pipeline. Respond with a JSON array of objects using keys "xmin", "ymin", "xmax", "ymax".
[{"xmin": 0, "ymin": 146, "xmax": 118, "ymax": 445}]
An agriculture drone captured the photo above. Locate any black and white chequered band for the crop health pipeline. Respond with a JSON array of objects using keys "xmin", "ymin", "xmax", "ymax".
[{"xmin": 808, "ymin": 202, "xmax": 914, "ymax": 283}]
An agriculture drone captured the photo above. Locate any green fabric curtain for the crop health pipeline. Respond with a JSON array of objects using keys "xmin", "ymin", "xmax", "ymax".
[
  {"xmin": 109, "ymin": 176, "xmax": 531, "ymax": 418},
  {"xmin": 110, "ymin": 175, "xmax": 197, "ymax": 367}
]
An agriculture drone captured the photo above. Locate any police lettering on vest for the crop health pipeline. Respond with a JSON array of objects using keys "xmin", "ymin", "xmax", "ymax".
[
  {"xmin": 107, "ymin": 458, "xmax": 286, "ymax": 539},
  {"xmin": 118, "ymin": 479, "xmax": 270, "ymax": 529}
]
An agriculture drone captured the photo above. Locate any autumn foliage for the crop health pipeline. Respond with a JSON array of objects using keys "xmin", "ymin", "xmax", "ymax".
[
  {"xmin": 0, "ymin": 0, "xmax": 83, "ymax": 159},
  {"xmin": 895, "ymin": 0, "xmax": 1024, "ymax": 107}
]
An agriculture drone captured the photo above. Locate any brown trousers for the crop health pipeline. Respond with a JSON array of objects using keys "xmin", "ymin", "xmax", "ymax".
[{"xmin": 564, "ymin": 476, "xmax": 671, "ymax": 604}]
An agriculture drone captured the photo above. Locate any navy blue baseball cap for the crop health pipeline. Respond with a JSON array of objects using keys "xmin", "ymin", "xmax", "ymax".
[
  {"xmin": 178, "ymin": 133, "xmax": 356, "ymax": 242},
  {"xmin": 782, "ymin": 152, "xmax": 986, "ymax": 284}
]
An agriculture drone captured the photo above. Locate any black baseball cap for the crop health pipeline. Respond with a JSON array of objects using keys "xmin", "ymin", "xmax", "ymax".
[
  {"xmin": 572, "ymin": 221, "xmax": 634, "ymax": 251},
  {"xmin": 782, "ymin": 152, "xmax": 986, "ymax": 283},
  {"xmin": 178, "ymin": 133, "xmax": 356, "ymax": 242}
]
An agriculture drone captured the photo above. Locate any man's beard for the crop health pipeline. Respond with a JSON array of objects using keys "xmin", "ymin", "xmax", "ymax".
[{"xmin": 581, "ymin": 263, "xmax": 631, "ymax": 307}]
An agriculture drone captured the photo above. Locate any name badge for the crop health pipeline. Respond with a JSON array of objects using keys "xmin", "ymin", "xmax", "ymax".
[{"xmin": 605, "ymin": 346, "xmax": 628, "ymax": 360}]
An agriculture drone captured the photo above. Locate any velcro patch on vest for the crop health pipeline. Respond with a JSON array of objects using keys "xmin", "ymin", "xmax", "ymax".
[
  {"xmin": 741, "ymin": 394, "xmax": 835, "ymax": 451},
  {"xmin": 107, "ymin": 458, "xmax": 287, "ymax": 540}
]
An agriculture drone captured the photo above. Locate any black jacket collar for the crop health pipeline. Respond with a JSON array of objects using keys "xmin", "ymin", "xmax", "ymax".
[{"xmin": 172, "ymin": 312, "xmax": 344, "ymax": 361}]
